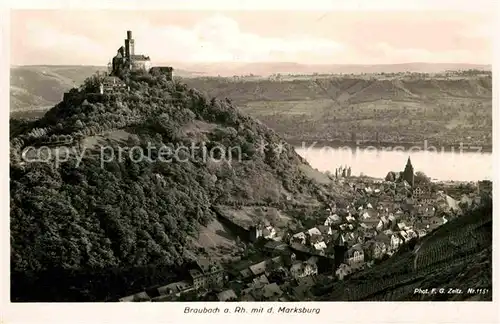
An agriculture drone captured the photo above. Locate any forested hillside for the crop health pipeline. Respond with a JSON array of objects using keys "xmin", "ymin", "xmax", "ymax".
[{"xmin": 10, "ymin": 70, "xmax": 334, "ymax": 301}]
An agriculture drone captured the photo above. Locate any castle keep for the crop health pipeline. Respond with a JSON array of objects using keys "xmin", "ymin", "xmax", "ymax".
[
  {"xmin": 111, "ymin": 30, "xmax": 152, "ymax": 75},
  {"xmin": 95, "ymin": 30, "xmax": 174, "ymax": 94},
  {"xmin": 110, "ymin": 30, "xmax": 174, "ymax": 79},
  {"xmin": 63, "ymin": 30, "xmax": 176, "ymax": 97}
]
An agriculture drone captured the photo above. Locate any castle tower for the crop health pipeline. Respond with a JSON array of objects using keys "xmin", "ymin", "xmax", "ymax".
[
  {"xmin": 249, "ymin": 225, "xmax": 262, "ymax": 242},
  {"xmin": 124, "ymin": 30, "xmax": 135, "ymax": 60},
  {"xmin": 403, "ymin": 156, "xmax": 414, "ymax": 187}
]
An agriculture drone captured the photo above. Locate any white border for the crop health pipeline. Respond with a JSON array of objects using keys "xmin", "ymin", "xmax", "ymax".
[
  {"xmin": 1, "ymin": 1, "xmax": 499, "ymax": 323},
  {"xmin": 3, "ymin": 0, "xmax": 497, "ymax": 11}
]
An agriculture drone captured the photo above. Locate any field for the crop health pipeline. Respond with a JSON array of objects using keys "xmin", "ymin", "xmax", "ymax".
[
  {"xmin": 193, "ymin": 219, "xmax": 240, "ymax": 261},
  {"xmin": 215, "ymin": 205, "xmax": 293, "ymax": 230}
]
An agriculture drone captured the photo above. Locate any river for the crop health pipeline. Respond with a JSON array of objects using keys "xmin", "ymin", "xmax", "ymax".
[{"xmin": 296, "ymin": 146, "xmax": 492, "ymax": 182}]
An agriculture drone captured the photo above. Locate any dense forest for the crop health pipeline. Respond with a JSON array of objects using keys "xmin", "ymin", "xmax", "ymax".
[{"xmin": 10, "ymin": 70, "xmax": 330, "ymax": 301}]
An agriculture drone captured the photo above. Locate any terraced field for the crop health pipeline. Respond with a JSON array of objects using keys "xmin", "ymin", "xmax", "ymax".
[
  {"xmin": 415, "ymin": 221, "xmax": 491, "ymax": 270},
  {"xmin": 321, "ymin": 202, "xmax": 492, "ymax": 301}
]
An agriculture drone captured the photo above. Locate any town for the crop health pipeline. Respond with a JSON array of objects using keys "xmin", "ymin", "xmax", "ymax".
[{"xmin": 119, "ymin": 157, "xmax": 492, "ymax": 302}]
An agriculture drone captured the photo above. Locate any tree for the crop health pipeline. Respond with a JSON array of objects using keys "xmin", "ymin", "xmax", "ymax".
[
  {"xmin": 414, "ymin": 171, "xmax": 431, "ymax": 186},
  {"xmin": 384, "ymin": 171, "xmax": 396, "ymax": 182},
  {"xmin": 81, "ymin": 73, "xmax": 106, "ymax": 93},
  {"xmin": 74, "ymin": 119, "xmax": 84, "ymax": 130}
]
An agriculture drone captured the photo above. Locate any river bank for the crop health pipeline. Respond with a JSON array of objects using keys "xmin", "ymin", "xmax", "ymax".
[
  {"xmin": 295, "ymin": 146, "xmax": 492, "ymax": 182},
  {"xmin": 290, "ymin": 139, "xmax": 492, "ymax": 153}
]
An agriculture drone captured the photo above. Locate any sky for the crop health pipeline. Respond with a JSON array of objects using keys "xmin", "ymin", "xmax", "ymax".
[{"xmin": 10, "ymin": 9, "xmax": 493, "ymax": 65}]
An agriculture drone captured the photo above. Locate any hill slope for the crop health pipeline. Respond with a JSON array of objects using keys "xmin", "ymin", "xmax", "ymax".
[
  {"xmin": 10, "ymin": 65, "xmax": 493, "ymax": 147},
  {"xmin": 183, "ymin": 74, "xmax": 492, "ymax": 146},
  {"xmin": 10, "ymin": 64, "xmax": 491, "ymax": 111},
  {"xmin": 10, "ymin": 70, "xmax": 337, "ymax": 301},
  {"xmin": 319, "ymin": 197, "xmax": 492, "ymax": 301},
  {"xmin": 183, "ymin": 75, "xmax": 492, "ymax": 104},
  {"xmin": 10, "ymin": 66, "xmax": 107, "ymax": 111}
]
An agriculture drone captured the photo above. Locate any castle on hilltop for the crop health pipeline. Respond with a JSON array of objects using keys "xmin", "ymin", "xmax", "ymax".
[
  {"xmin": 96, "ymin": 30, "xmax": 174, "ymax": 94},
  {"xmin": 110, "ymin": 30, "xmax": 152, "ymax": 75},
  {"xmin": 63, "ymin": 30, "xmax": 174, "ymax": 98}
]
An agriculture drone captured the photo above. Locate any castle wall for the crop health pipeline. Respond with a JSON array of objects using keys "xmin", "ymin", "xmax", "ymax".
[
  {"xmin": 131, "ymin": 60, "xmax": 151, "ymax": 71},
  {"xmin": 150, "ymin": 66, "xmax": 174, "ymax": 80}
]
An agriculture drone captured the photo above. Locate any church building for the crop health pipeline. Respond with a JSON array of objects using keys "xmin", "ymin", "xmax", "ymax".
[{"xmin": 402, "ymin": 157, "xmax": 415, "ymax": 187}]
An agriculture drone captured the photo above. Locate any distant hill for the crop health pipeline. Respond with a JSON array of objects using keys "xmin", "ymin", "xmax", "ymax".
[
  {"xmin": 10, "ymin": 64, "xmax": 492, "ymax": 148},
  {"xmin": 170, "ymin": 62, "xmax": 491, "ymax": 77},
  {"xmin": 182, "ymin": 73, "xmax": 492, "ymax": 147},
  {"xmin": 183, "ymin": 74, "xmax": 493, "ymax": 105},
  {"xmin": 10, "ymin": 63, "xmax": 491, "ymax": 112},
  {"xmin": 10, "ymin": 65, "xmax": 107, "ymax": 112}
]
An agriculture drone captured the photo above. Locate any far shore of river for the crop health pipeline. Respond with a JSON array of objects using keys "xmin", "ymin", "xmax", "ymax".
[{"xmin": 291, "ymin": 139, "xmax": 492, "ymax": 154}]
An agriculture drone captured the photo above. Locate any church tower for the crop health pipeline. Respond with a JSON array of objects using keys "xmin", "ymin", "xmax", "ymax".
[
  {"xmin": 402, "ymin": 156, "xmax": 414, "ymax": 187},
  {"xmin": 334, "ymin": 233, "xmax": 348, "ymax": 269}
]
